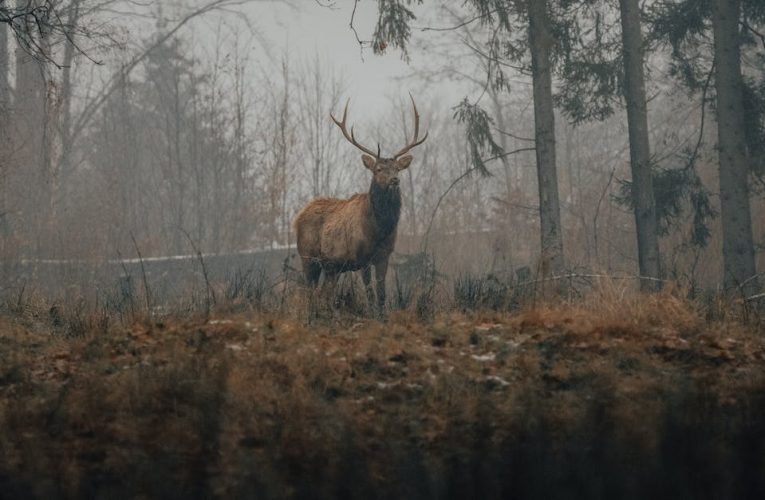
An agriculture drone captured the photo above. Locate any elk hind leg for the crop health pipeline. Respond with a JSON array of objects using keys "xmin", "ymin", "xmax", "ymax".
[
  {"xmin": 302, "ymin": 258, "xmax": 322, "ymax": 319},
  {"xmin": 321, "ymin": 270, "xmax": 340, "ymax": 314},
  {"xmin": 361, "ymin": 266, "xmax": 375, "ymax": 315}
]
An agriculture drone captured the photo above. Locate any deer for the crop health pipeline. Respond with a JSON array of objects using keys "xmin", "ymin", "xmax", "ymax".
[{"xmin": 294, "ymin": 96, "xmax": 428, "ymax": 317}]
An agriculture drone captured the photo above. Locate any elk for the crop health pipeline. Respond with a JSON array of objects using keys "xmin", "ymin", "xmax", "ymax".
[{"xmin": 294, "ymin": 96, "xmax": 428, "ymax": 316}]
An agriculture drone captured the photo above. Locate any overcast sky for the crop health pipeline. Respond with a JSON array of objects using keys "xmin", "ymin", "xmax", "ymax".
[
  {"xmin": 238, "ymin": 0, "xmax": 462, "ymax": 118},
  {"xmin": 98, "ymin": 0, "xmax": 473, "ymax": 125}
]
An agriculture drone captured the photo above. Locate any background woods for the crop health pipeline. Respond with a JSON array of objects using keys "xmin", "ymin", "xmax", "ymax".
[
  {"xmin": 0, "ymin": 0, "xmax": 762, "ymax": 295},
  {"xmin": 1, "ymin": 3, "xmax": 765, "ymax": 497}
]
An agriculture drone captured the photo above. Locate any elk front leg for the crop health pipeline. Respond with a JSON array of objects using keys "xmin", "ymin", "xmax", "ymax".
[
  {"xmin": 302, "ymin": 257, "xmax": 322, "ymax": 287},
  {"xmin": 374, "ymin": 258, "xmax": 389, "ymax": 318},
  {"xmin": 361, "ymin": 265, "xmax": 375, "ymax": 314}
]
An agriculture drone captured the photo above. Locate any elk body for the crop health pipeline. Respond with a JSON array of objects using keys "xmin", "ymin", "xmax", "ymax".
[{"xmin": 294, "ymin": 97, "xmax": 428, "ymax": 316}]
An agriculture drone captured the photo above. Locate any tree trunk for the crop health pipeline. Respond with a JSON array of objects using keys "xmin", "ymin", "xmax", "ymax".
[
  {"xmin": 14, "ymin": 0, "xmax": 47, "ymax": 257},
  {"xmin": 0, "ymin": 20, "xmax": 9, "ymax": 257},
  {"xmin": 491, "ymin": 93, "xmax": 514, "ymax": 203},
  {"xmin": 619, "ymin": 0, "xmax": 661, "ymax": 291},
  {"xmin": 58, "ymin": 0, "xmax": 82, "ymax": 199},
  {"xmin": 0, "ymin": 21, "xmax": 8, "ymax": 107},
  {"xmin": 0, "ymin": 25, "xmax": 8, "ymax": 161},
  {"xmin": 527, "ymin": 0, "xmax": 565, "ymax": 279},
  {"xmin": 712, "ymin": 0, "xmax": 758, "ymax": 295}
]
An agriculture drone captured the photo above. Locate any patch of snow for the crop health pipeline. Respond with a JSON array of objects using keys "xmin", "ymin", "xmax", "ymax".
[
  {"xmin": 475, "ymin": 323, "xmax": 502, "ymax": 332},
  {"xmin": 485, "ymin": 375, "xmax": 510, "ymax": 387},
  {"xmin": 20, "ymin": 245, "xmax": 299, "ymax": 267},
  {"xmin": 471, "ymin": 353, "xmax": 496, "ymax": 362}
]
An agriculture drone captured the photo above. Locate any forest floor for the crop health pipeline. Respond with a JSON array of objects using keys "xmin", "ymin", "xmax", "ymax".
[{"xmin": 1, "ymin": 289, "xmax": 765, "ymax": 499}]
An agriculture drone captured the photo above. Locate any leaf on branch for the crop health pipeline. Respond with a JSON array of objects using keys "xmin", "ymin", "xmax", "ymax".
[
  {"xmin": 615, "ymin": 165, "xmax": 717, "ymax": 248},
  {"xmin": 452, "ymin": 98, "xmax": 504, "ymax": 176},
  {"xmin": 373, "ymin": 0, "xmax": 423, "ymax": 60}
]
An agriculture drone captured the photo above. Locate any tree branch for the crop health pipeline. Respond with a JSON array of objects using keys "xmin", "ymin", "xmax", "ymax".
[{"xmin": 422, "ymin": 146, "xmax": 535, "ymax": 252}]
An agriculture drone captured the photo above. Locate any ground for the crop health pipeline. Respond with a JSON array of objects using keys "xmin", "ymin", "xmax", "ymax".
[{"xmin": 1, "ymin": 290, "xmax": 764, "ymax": 498}]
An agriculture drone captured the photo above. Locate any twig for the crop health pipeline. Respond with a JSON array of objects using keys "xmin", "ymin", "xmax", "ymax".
[
  {"xmin": 422, "ymin": 167, "xmax": 477, "ymax": 254},
  {"xmin": 69, "ymin": 0, "xmax": 250, "ymax": 148},
  {"xmin": 130, "ymin": 231, "xmax": 152, "ymax": 320},
  {"xmin": 516, "ymin": 273, "xmax": 667, "ymax": 289},
  {"xmin": 684, "ymin": 59, "xmax": 715, "ymax": 171},
  {"xmin": 180, "ymin": 227, "xmax": 216, "ymax": 318},
  {"xmin": 349, "ymin": 0, "xmax": 366, "ymax": 61},
  {"xmin": 482, "ymin": 147, "xmax": 536, "ymax": 163},
  {"xmin": 593, "ymin": 165, "xmax": 617, "ymax": 258},
  {"xmin": 415, "ymin": 9, "xmax": 498, "ymax": 32},
  {"xmin": 743, "ymin": 20, "xmax": 765, "ymax": 49},
  {"xmin": 422, "ymin": 147, "xmax": 535, "ymax": 252},
  {"xmin": 116, "ymin": 249, "xmax": 136, "ymax": 318},
  {"xmin": 15, "ymin": 282, "xmax": 27, "ymax": 314},
  {"xmin": 493, "ymin": 128, "xmax": 535, "ymax": 142}
]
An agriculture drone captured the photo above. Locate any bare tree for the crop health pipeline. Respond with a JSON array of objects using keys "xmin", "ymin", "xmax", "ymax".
[
  {"xmin": 261, "ymin": 58, "xmax": 296, "ymax": 248},
  {"xmin": 295, "ymin": 53, "xmax": 347, "ymax": 198}
]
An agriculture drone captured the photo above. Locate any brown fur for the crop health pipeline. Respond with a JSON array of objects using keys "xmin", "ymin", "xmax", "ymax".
[
  {"xmin": 295, "ymin": 192, "xmax": 396, "ymax": 273},
  {"xmin": 294, "ymin": 155, "xmax": 410, "ymax": 316},
  {"xmin": 297, "ymin": 98, "xmax": 426, "ymax": 316}
]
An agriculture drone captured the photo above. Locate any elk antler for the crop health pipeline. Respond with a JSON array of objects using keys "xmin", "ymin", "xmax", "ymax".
[
  {"xmin": 393, "ymin": 94, "xmax": 429, "ymax": 159},
  {"xmin": 331, "ymin": 100, "xmax": 381, "ymax": 158}
]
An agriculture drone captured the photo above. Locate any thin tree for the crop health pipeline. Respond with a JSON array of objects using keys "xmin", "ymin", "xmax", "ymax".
[
  {"xmin": 368, "ymin": 0, "xmax": 567, "ymax": 279},
  {"xmin": 527, "ymin": 0, "xmax": 564, "ymax": 279},
  {"xmin": 619, "ymin": 0, "xmax": 661, "ymax": 290},
  {"xmin": 711, "ymin": 0, "xmax": 758, "ymax": 295}
]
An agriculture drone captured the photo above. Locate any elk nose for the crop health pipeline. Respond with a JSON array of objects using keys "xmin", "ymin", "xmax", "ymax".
[{"xmin": 390, "ymin": 177, "xmax": 399, "ymax": 186}]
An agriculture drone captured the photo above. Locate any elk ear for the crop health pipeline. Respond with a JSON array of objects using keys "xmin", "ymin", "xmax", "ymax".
[
  {"xmin": 396, "ymin": 155, "xmax": 413, "ymax": 171},
  {"xmin": 362, "ymin": 155, "xmax": 376, "ymax": 171}
]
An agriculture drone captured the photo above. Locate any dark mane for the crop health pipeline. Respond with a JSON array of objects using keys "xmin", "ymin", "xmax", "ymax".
[{"xmin": 369, "ymin": 179, "xmax": 402, "ymax": 240}]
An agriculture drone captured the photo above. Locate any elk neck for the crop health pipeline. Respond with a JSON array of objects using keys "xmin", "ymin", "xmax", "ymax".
[{"xmin": 369, "ymin": 179, "xmax": 402, "ymax": 238}]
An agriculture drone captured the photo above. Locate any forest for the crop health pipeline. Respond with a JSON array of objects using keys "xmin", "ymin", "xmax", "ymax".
[{"xmin": 0, "ymin": 0, "xmax": 764, "ymax": 498}]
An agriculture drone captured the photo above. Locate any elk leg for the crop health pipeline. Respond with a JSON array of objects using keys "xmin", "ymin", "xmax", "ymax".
[
  {"xmin": 374, "ymin": 258, "xmax": 389, "ymax": 318},
  {"xmin": 302, "ymin": 258, "xmax": 322, "ymax": 320},
  {"xmin": 322, "ymin": 270, "xmax": 339, "ymax": 313},
  {"xmin": 302, "ymin": 258, "xmax": 322, "ymax": 287},
  {"xmin": 361, "ymin": 266, "xmax": 375, "ymax": 313}
]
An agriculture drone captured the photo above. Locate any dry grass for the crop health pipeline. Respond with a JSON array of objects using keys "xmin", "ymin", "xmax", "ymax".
[{"xmin": 1, "ymin": 285, "xmax": 764, "ymax": 498}]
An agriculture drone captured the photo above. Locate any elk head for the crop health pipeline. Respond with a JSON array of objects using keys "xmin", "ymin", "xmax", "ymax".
[{"xmin": 331, "ymin": 94, "xmax": 428, "ymax": 190}]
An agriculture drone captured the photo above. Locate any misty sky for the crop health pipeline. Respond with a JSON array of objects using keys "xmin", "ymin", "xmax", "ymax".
[{"xmin": 240, "ymin": 1, "xmax": 463, "ymax": 119}]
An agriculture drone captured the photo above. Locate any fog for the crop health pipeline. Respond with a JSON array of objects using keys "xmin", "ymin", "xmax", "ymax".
[
  {"xmin": 3, "ymin": 3, "xmax": 765, "ymax": 496},
  {"xmin": 0, "ymin": 0, "xmax": 763, "ymax": 301}
]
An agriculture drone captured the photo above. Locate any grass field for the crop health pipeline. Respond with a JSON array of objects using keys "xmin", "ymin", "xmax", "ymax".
[{"xmin": 1, "ymin": 283, "xmax": 764, "ymax": 498}]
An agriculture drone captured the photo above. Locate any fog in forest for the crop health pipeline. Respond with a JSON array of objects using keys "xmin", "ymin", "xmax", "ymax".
[
  {"xmin": 0, "ymin": 0, "xmax": 763, "ymax": 299},
  {"xmin": 3, "ymin": 2, "xmax": 765, "ymax": 498}
]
